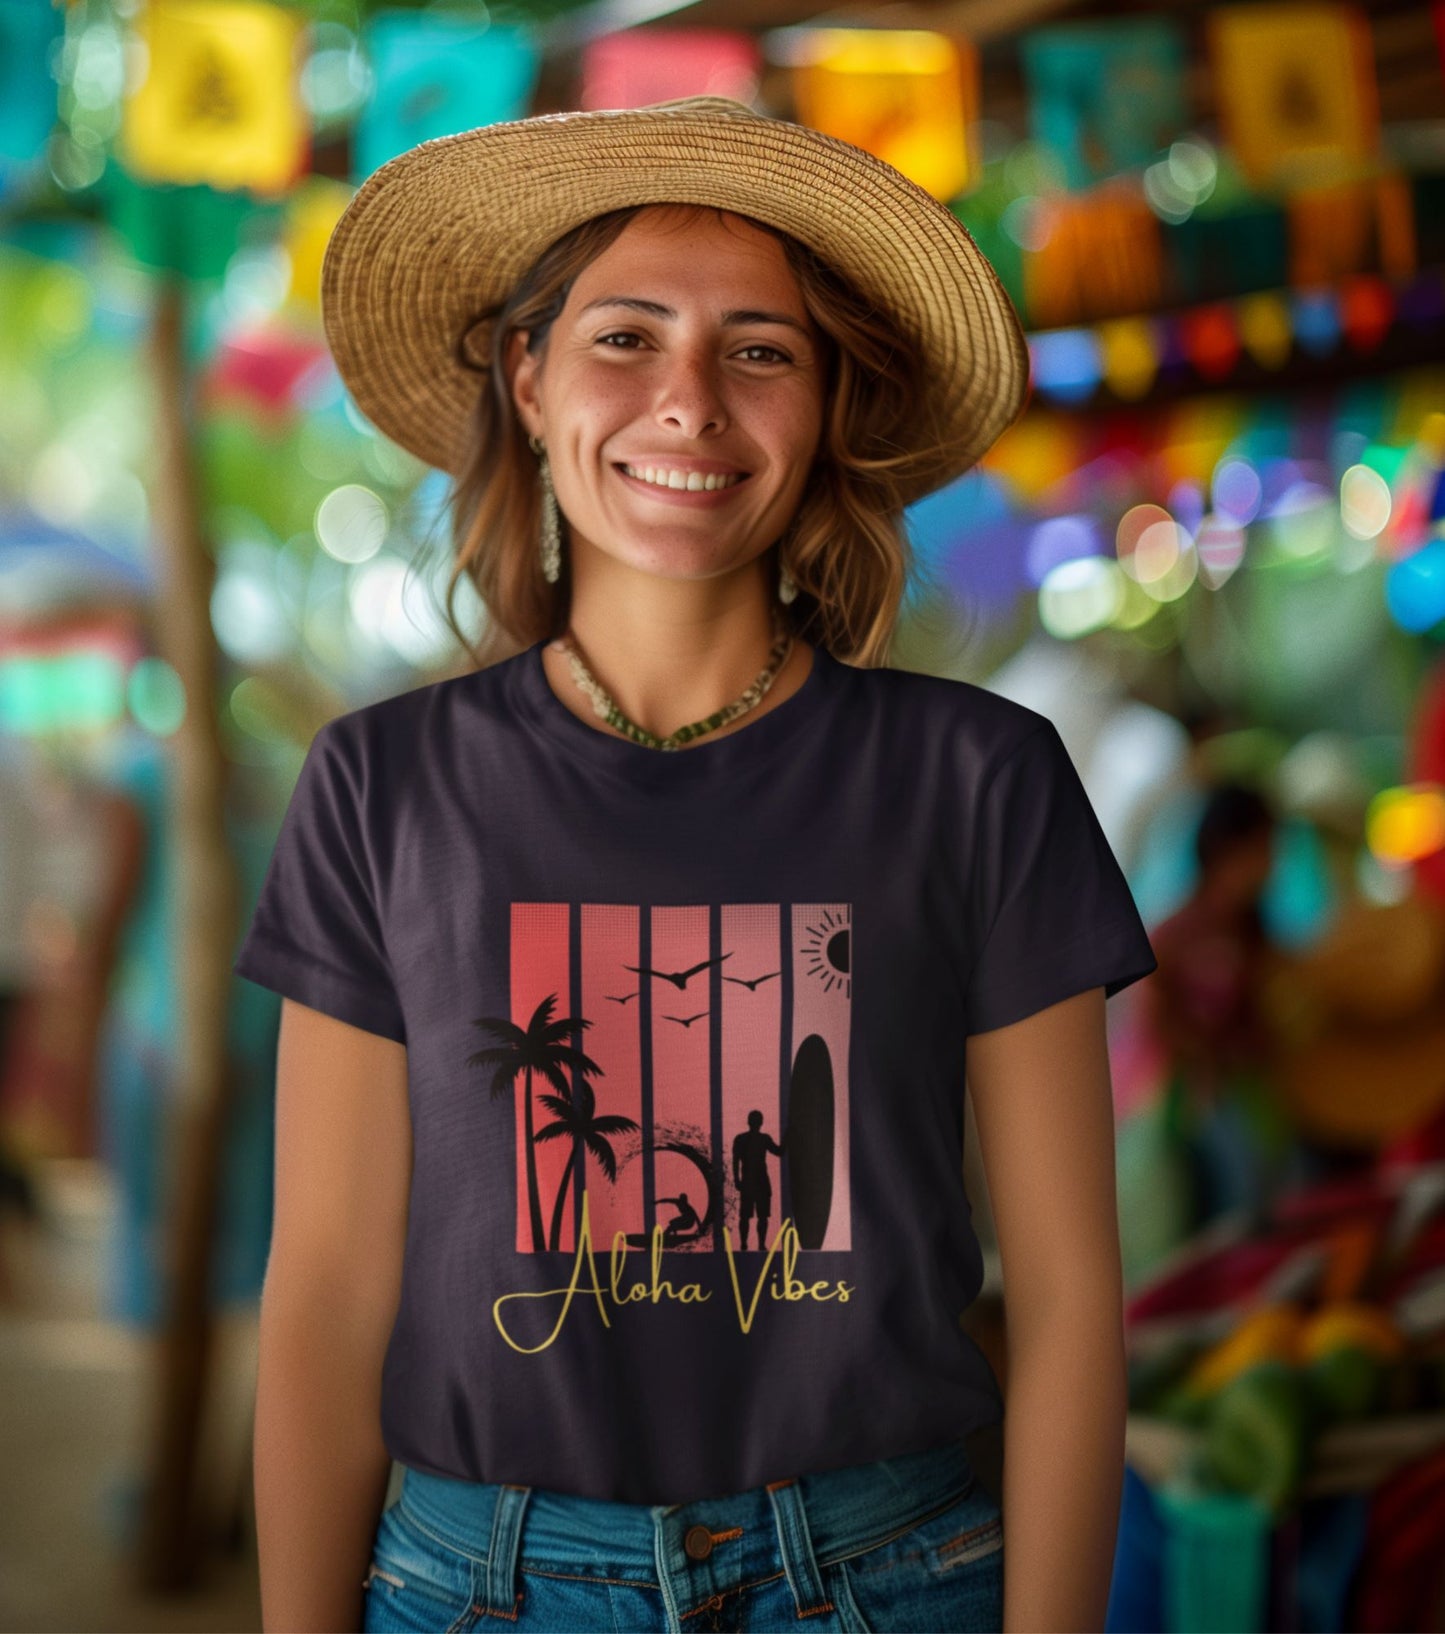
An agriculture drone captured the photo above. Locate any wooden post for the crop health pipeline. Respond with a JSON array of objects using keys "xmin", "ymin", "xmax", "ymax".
[{"xmin": 134, "ymin": 271, "xmax": 243, "ymax": 1591}]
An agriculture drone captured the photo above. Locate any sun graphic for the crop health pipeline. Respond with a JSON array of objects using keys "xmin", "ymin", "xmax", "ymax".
[{"xmin": 800, "ymin": 905, "xmax": 851, "ymax": 997}]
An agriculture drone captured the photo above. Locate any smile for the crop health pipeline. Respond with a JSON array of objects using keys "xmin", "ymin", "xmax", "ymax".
[{"xmin": 619, "ymin": 465, "xmax": 748, "ymax": 492}]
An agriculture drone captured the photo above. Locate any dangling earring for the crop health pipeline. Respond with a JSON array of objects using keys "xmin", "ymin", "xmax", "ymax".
[
  {"xmin": 778, "ymin": 555, "xmax": 798, "ymax": 605},
  {"xmin": 529, "ymin": 433, "xmax": 562, "ymax": 584}
]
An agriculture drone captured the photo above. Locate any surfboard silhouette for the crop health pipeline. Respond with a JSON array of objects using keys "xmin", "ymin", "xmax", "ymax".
[{"xmin": 785, "ymin": 1033, "xmax": 835, "ymax": 1250}]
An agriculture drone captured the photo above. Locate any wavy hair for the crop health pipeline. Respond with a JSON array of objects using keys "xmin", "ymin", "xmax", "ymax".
[{"xmin": 436, "ymin": 203, "xmax": 956, "ymax": 671}]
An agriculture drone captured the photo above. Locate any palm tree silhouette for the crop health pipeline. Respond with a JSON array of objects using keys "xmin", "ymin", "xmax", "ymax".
[
  {"xmin": 466, "ymin": 993, "xmax": 604, "ymax": 1252},
  {"xmin": 534, "ymin": 1075, "xmax": 640, "ymax": 1249}
]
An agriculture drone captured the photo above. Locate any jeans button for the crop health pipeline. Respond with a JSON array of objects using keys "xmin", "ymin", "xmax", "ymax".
[{"xmin": 684, "ymin": 1524, "xmax": 714, "ymax": 1561}]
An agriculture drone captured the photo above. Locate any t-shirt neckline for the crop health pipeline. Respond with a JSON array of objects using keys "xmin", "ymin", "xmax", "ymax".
[{"xmin": 512, "ymin": 636, "xmax": 837, "ymax": 783}]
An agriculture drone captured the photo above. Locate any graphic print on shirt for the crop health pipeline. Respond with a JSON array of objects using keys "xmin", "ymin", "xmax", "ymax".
[{"xmin": 469, "ymin": 903, "xmax": 853, "ymax": 1283}]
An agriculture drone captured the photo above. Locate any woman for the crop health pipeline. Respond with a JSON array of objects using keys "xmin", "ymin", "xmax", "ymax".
[{"xmin": 234, "ymin": 97, "xmax": 1157, "ymax": 1634}]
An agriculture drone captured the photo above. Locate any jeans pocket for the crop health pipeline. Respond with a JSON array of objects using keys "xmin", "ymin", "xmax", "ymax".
[
  {"xmin": 918, "ymin": 1479, "xmax": 1003, "ymax": 1575},
  {"xmin": 929, "ymin": 1508, "xmax": 1003, "ymax": 1577},
  {"xmin": 362, "ymin": 1503, "xmax": 481, "ymax": 1634},
  {"xmin": 834, "ymin": 1484, "xmax": 1005, "ymax": 1634}
]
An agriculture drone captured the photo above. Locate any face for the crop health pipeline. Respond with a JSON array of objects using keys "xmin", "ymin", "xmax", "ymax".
[{"xmin": 507, "ymin": 206, "xmax": 827, "ymax": 584}]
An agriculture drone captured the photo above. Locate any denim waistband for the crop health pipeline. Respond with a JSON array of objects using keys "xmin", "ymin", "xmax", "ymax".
[{"xmin": 395, "ymin": 1435, "xmax": 981, "ymax": 1580}]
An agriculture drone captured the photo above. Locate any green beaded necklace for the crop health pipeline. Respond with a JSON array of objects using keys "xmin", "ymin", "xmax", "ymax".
[{"xmin": 554, "ymin": 604, "xmax": 795, "ymax": 752}]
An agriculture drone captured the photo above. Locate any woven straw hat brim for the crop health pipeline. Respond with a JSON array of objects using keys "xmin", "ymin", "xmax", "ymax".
[{"xmin": 320, "ymin": 98, "xmax": 1031, "ymax": 507}]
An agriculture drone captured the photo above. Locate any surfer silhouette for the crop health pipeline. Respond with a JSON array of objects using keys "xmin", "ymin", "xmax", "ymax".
[
  {"xmin": 655, "ymin": 1191, "xmax": 703, "ymax": 1244},
  {"xmin": 732, "ymin": 1110, "xmax": 786, "ymax": 1250}
]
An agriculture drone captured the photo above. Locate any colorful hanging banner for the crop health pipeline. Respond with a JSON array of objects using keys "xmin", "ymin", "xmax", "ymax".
[
  {"xmin": 1287, "ymin": 172, "xmax": 1417, "ymax": 286},
  {"xmin": 1168, "ymin": 200, "xmax": 1290, "ymax": 306},
  {"xmin": 284, "ymin": 178, "xmax": 354, "ymax": 312},
  {"xmin": 790, "ymin": 29, "xmax": 976, "ymax": 203},
  {"xmin": 1020, "ymin": 18, "xmax": 1187, "ymax": 191},
  {"xmin": 1022, "ymin": 183, "xmax": 1165, "ymax": 330},
  {"xmin": 0, "ymin": 0, "xmax": 64, "ymax": 196},
  {"xmin": 203, "ymin": 323, "xmax": 330, "ymax": 420},
  {"xmin": 119, "ymin": 0, "xmax": 308, "ymax": 195},
  {"xmin": 355, "ymin": 14, "xmax": 539, "ymax": 181},
  {"xmin": 581, "ymin": 30, "xmax": 761, "ymax": 110},
  {"xmin": 101, "ymin": 163, "xmax": 283, "ymax": 280},
  {"xmin": 1208, "ymin": 4, "xmax": 1379, "ymax": 189}
]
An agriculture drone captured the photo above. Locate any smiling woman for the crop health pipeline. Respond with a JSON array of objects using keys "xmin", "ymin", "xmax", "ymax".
[{"xmin": 236, "ymin": 94, "xmax": 1157, "ymax": 1634}]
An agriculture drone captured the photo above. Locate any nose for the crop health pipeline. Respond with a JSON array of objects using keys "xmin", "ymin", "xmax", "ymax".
[{"xmin": 652, "ymin": 346, "xmax": 729, "ymax": 439}]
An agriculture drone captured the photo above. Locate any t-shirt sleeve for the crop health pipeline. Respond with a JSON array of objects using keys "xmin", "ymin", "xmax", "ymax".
[
  {"xmin": 232, "ymin": 721, "xmax": 406, "ymax": 1044},
  {"xmin": 962, "ymin": 719, "xmax": 1158, "ymax": 1036}
]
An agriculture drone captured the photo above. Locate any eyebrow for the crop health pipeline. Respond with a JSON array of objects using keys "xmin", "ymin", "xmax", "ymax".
[{"xmin": 578, "ymin": 296, "xmax": 812, "ymax": 337}]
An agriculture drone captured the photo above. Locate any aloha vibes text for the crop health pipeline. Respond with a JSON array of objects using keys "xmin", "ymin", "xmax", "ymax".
[{"xmin": 493, "ymin": 1189, "xmax": 855, "ymax": 1353}]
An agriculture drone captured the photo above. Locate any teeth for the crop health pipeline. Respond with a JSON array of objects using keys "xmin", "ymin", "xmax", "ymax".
[{"xmin": 623, "ymin": 465, "xmax": 744, "ymax": 492}]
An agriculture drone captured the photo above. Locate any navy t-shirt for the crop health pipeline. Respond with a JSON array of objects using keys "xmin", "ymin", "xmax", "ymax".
[{"xmin": 233, "ymin": 637, "xmax": 1157, "ymax": 1505}]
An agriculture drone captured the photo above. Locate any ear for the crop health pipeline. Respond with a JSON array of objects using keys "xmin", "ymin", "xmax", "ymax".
[{"xmin": 506, "ymin": 329, "xmax": 544, "ymax": 441}]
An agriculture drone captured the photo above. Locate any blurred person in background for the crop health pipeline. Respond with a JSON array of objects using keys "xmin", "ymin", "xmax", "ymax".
[
  {"xmin": 1143, "ymin": 782, "xmax": 1297, "ymax": 1229},
  {"xmin": 0, "ymin": 740, "xmax": 126, "ymax": 1167}
]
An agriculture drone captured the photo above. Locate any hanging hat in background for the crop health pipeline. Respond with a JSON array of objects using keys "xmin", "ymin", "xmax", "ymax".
[{"xmin": 319, "ymin": 95, "xmax": 1031, "ymax": 506}]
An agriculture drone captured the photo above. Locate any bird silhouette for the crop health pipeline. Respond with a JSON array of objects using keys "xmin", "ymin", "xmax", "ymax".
[
  {"xmin": 624, "ymin": 952, "xmax": 732, "ymax": 990},
  {"xmin": 722, "ymin": 971, "xmax": 781, "ymax": 990},
  {"xmin": 663, "ymin": 1011, "xmax": 710, "ymax": 1028},
  {"xmin": 606, "ymin": 992, "xmax": 640, "ymax": 1005}
]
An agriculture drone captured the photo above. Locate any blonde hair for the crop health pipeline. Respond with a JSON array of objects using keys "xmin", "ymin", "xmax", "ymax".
[{"xmin": 438, "ymin": 203, "xmax": 954, "ymax": 671}]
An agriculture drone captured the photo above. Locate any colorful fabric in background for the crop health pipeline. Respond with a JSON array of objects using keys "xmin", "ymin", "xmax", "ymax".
[
  {"xmin": 1351, "ymin": 1442, "xmax": 1445, "ymax": 1630},
  {"xmin": 0, "ymin": 0, "xmax": 64, "ymax": 198},
  {"xmin": 790, "ymin": 28, "xmax": 977, "ymax": 203},
  {"xmin": 1020, "ymin": 18, "xmax": 1187, "ymax": 192},
  {"xmin": 579, "ymin": 30, "xmax": 761, "ymax": 111},
  {"xmin": 1106, "ymin": 1464, "xmax": 1373, "ymax": 1633},
  {"xmin": 119, "ymin": 0, "xmax": 308, "ymax": 195},
  {"xmin": 354, "ymin": 14, "xmax": 540, "ymax": 181}
]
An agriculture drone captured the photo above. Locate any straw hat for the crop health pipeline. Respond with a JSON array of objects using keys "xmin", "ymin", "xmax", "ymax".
[{"xmin": 320, "ymin": 95, "xmax": 1031, "ymax": 506}]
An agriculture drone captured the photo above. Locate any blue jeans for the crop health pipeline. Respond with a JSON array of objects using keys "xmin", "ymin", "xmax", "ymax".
[{"xmin": 361, "ymin": 1436, "xmax": 1005, "ymax": 1632}]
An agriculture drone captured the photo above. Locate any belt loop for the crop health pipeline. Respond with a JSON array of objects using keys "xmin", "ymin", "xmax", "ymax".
[
  {"xmin": 765, "ymin": 1478, "xmax": 835, "ymax": 1620},
  {"xmin": 478, "ymin": 1484, "xmax": 531, "ymax": 1620}
]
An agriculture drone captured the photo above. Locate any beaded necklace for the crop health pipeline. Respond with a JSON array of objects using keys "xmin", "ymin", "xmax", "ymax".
[{"xmin": 553, "ymin": 605, "xmax": 795, "ymax": 751}]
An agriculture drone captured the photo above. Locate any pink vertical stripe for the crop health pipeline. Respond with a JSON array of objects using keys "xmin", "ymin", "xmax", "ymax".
[
  {"xmin": 577, "ymin": 903, "xmax": 644, "ymax": 1256},
  {"xmin": 510, "ymin": 902, "xmax": 572, "ymax": 1254},
  {"xmin": 649, "ymin": 905, "xmax": 713, "ymax": 1251},
  {"xmin": 721, "ymin": 904, "xmax": 786, "ymax": 1251}
]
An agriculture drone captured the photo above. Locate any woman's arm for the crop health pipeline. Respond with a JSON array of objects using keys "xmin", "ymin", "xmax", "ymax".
[
  {"xmin": 966, "ymin": 986, "xmax": 1127, "ymax": 1634},
  {"xmin": 254, "ymin": 999, "xmax": 411, "ymax": 1633}
]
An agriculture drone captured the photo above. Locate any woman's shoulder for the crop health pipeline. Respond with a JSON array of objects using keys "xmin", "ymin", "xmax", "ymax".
[
  {"xmin": 845, "ymin": 655, "xmax": 1057, "ymax": 766},
  {"xmin": 313, "ymin": 651, "xmax": 527, "ymax": 763}
]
